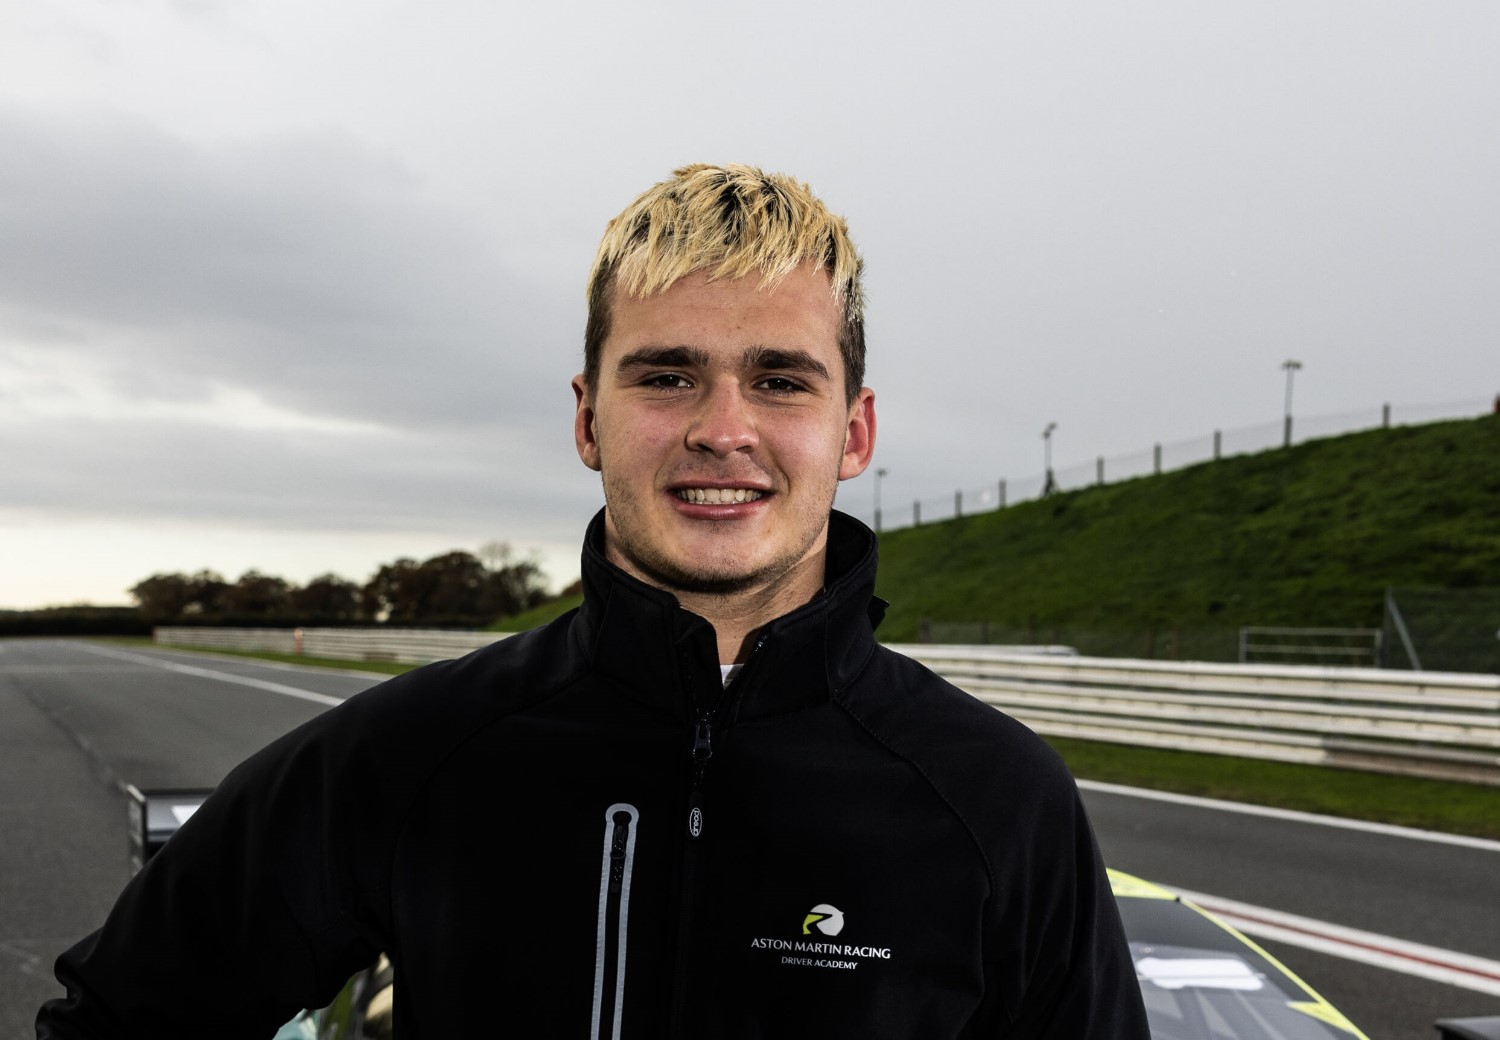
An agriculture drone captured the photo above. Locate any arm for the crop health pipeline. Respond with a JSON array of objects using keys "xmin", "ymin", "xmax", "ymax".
[
  {"xmin": 37, "ymin": 704, "xmax": 387, "ymax": 1038},
  {"xmin": 959, "ymin": 777, "xmax": 1149, "ymax": 1039},
  {"xmin": 1012, "ymin": 806, "xmax": 1149, "ymax": 1037}
]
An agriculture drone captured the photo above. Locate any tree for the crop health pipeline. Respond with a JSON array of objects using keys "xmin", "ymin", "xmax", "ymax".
[
  {"xmin": 129, "ymin": 570, "xmax": 230, "ymax": 621},
  {"xmin": 129, "ymin": 573, "xmax": 196, "ymax": 622},
  {"xmin": 222, "ymin": 570, "xmax": 293, "ymax": 618},
  {"xmin": 482, "ymin": 554, "xmax": 550, "ymax": 618},
  {"xmin": 361, "ymin": 558, "xmax": 422, "ymax": 624},
  {"xmin": 289, "ymin": 574, "xmax": 362, "ymax": 622},
  {"xmin": 417, "ymin": 551, "xmax": 490, "ymax": 620},
  {"xmin": 361, "ymin": 547, "xmax": 550, "ymax": 624},
  {"xmin": 183, "ymin": 570, "xmax": 231, "ymax": 617}
]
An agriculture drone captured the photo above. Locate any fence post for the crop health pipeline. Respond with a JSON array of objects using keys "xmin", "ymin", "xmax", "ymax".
[
  {"xmin": 954, "ymin": 490, "xmax": 963, "ymax": 517},
  {"xmin": 1096, "ymin": 456, "xmax": 1104, "ymax": 485},
  {"xmin": 1213, "ymin": 430, "xmax": 1222, "ymax": 459},
  {"xmin": 1153, "ymin": 444, "xmax": 1162, "ymax": 475},
  {"xmin": 913, "ymin": 499, "xmax": 921, "ymax": 526},
  {"xmin": 998, "ymin": 479, "xmax": 1006, "ymax": 508},
  {"xmin": 1382, "ymin": 402, "xmax": 1391, "ymax": 428}
]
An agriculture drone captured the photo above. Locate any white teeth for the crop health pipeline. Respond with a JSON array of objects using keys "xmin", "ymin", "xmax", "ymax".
[{"xmin": 677, "ymin": 488, "xmax": 764, "ymax": 505}]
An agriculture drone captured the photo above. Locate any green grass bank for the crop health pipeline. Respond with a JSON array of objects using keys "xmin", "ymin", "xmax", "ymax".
[{"xmin": 871, "ymin": 414, "xmax": 1500, "ymax": 666}]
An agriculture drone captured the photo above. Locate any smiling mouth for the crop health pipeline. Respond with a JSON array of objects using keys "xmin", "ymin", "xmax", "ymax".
[{"xmin": 676, "ymin": 488, "xmax": 766, "ymax": 505}]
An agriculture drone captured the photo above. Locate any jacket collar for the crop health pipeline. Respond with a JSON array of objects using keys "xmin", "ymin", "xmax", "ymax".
[{"xmin": 569, "ymin": 508, "xmax": 887, "ymax": 721}]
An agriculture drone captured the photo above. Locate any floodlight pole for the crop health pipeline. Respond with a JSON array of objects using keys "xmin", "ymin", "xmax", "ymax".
[
  {"xmin": 1282, "ymin": 359, "xmax": 1302, "ymax": 447},
  {"xmin": 874, "ymin": 467, "xmax": 888, "ymax": 533},
  {"xmin": 1042, "ymin": 422, "xmax": 1058, "ymax": 496}
]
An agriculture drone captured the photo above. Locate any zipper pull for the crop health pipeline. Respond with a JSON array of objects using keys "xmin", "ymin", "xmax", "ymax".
[
  {"xmin": 608, "ymin": 810, "xmax": 631, "ymax": 892},
  {"xmin": 691, "ymin": 715, "xmax": 714, "ymax": 767},
  {"xmin": 687, "ymin": 715, "xmax": 713, "ymax": 839}
]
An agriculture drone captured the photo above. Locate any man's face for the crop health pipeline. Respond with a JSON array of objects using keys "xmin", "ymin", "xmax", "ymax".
[{"xmin": 572, "ymin": 264, "xmax": 875, "ymax": 598}]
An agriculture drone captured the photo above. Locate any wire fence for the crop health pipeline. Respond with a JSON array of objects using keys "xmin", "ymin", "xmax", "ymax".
[
  {"xmin": 1384, "ymin": 586, "xmax": 1500, "ymax": 675},
  {"xmin": 857, "ymin": 398, "xmax": 1497, "ymax": 533}
]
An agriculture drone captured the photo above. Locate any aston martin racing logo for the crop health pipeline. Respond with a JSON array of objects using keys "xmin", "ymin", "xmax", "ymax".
[
  {"xmin": 802, "ymin": 904, "xmax": 844, "ymax": 937},
  {"xmin": 750, "ymin": 903, "xmax": 890, "ymax": 969}
]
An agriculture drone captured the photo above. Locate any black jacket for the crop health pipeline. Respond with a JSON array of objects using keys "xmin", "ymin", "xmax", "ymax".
[{"xmin": 40, "ymin": 511, "xmax": 1148, "ymax": 1038}]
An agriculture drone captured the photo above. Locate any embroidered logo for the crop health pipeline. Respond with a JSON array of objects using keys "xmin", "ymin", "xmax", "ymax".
[
  {"xmin": 750, "ymin": 904, "xmax": 892, "ymax": 970},
  {"xmin": 802, "ymin": 903, "xmax": 844, "ymax": 937}
]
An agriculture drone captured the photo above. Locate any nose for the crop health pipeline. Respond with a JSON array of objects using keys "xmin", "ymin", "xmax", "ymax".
[{"xmin": 685, "ymin": 381, "xmax": 759, "ymax": 456}]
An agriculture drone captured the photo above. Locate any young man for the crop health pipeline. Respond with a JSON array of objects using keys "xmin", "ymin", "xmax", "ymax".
[{"xmin": 40, "ymin": 164, "xmax": 1148, "ymax": 1037}]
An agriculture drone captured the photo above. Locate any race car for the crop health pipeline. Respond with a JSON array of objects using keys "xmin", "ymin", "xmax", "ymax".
[{"xmin": 1110, "ymin": 870, "xmax": 1368, "ymax": 1039}]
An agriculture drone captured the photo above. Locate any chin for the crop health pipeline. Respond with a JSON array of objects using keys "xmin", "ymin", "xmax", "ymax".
[
  {"xmin": 622, "ymin": 540, "xmax": 776, "ymax": 597},
  {"xmin": 648, "ymin": 556, "xmax": 769, "ymax": 596}
]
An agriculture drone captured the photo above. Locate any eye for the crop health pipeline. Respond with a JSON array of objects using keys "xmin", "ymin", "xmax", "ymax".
[
  {"xmin": 757, "ymin": 375, "xmax": 806, "ymax": 395},
  {"xmin": 642, "ymin": 372, "xmax": 693, "ymax": 390}
]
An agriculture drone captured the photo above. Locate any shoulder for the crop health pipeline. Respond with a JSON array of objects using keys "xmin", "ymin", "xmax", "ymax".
[
  {"xmin": 328, "ymin": 611, "xmax": 583, "ymax": 754},
  {"xmin": 204, "ymin": 614, "xmax": 586, "ymax": 864},
  {"xmin": 834, "ymin": 646, "xmax": 1084, "ymax": 866},
  {"xmin": 224, "ymin": 614, "xmax": 582, "ymax": 817},
  {"xmin": 837, "ymin": 645, "xmax": 1072, "ymax": 788}
]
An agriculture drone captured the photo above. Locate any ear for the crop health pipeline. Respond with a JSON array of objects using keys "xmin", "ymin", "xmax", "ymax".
[
  {"xmin": 572, "ymin": 374, "xmax": 602, "ymax": 472},
  {"xmin": 838, "ymin": 387, "xmax": 876, "ymax": 481}
]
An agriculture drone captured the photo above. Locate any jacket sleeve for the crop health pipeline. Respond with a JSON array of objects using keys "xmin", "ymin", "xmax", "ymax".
[
  {"xmin": 36, "ymin": 698, "xmax": 389, "ymax": 1039},
  {"xmin": 973, "ymin": 783, "xmax": 1150, "ymax": 1038}
]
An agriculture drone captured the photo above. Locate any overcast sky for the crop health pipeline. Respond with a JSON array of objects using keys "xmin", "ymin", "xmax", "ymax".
[{"xmin": 3, "ymin": 0, "xmax": 1496, "ymax": 609}]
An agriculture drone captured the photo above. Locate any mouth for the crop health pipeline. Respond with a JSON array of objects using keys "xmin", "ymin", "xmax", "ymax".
[{"xmin": 674, "ymin": 487, "xmax": 767, "ymax": 505}]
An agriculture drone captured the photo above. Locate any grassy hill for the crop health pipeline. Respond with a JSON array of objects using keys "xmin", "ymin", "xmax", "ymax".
[{"xmin": 873, "ymin": 414, "xmax": 1500, "ymax": 664}]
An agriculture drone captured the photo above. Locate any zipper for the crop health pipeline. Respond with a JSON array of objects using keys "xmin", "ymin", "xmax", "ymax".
[
  {"xmin": 685, "ymin": 714, "xmax": 712, "ymax": 839},
  {"xmin": 591, "ymin": 802, "xmax": 639, "ymax": 1040},
  {"xmin": 672, "ymin": 715, "xmax": 711, "ymax": 1039},
  {"xmin": 683, "ymin": 632, "xmax": 766, "ymax": 842},
  {"xmin": 670, "ymin": 633, "xmax": 768, "ymax": 1036}
]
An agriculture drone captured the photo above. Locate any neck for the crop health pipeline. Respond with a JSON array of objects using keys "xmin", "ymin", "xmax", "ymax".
[{"xmin": 672, "ymin": 550, "xmax": 826, "ymax": 664}]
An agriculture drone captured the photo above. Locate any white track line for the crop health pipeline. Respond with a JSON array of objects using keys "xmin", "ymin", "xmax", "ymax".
[
  {"xmin": 1078, "ymin": 779, "xmax": 1500, "ymax": 853},
  {"xmin": 1173, "ymin": 887, "xmax": 1500, "ymax": 997},
  {"xmin": 77, "ymin": 644, "xmax": 345, "ymax": 707}
]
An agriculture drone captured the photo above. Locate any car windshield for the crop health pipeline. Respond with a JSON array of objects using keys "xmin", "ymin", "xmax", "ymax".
[{"xmin": 1119, "ymin": 898, "xmax": 1360, "ymax": 1040}]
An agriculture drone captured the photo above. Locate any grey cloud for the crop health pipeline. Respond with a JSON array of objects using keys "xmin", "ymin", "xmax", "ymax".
[
  {"xmin": 3, "ymin": 409, "xmax": 597, "ymax": 537},
  {"xmin": 0, "ymin": 106, "xmax": 583, "ymax": 434}
]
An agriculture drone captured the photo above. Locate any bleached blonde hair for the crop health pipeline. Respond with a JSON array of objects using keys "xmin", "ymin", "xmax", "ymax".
[{"xmin": 583, "ymin": 163, "xmax": 866, "ymax": 403}]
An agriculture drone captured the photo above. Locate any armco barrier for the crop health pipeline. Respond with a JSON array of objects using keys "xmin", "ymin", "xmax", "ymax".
[
  {"xmin": 153, "ymin": 627, "xmax": 509, "ymax": 663},
  {"xmin": 154, "ymin": 628, "xmax": 298, "ymax": 654},
  {"xmin": 152, "ymin": 628, "xmax": 1500, "ymax": 785},
  {"xmin": 887, "ymin": 645, "xmax": 1500, "ymax": 786}
]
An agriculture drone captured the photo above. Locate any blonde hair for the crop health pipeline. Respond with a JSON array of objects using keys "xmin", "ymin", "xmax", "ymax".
[{"xmin": 583, "ymin": 163, "xmax": 866, "ymax": 403}]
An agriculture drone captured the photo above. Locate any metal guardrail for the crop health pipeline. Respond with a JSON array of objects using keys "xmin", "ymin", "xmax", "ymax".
[
  {"xmin": 1238, "ymin": 626, "xmax": 1382, "ymax": 666},
  {"xmin": 152, "ymin": 628, "xmax": 1500, "ymax": 785},
  {"xmin": 153, "ymin": 627, "xmax": 510, "ymax": 664},
  {"xmin": 888, "ymin": 644, "xmax": 1500, "ymax": 786},
  {"xmin": 155, "ymin": 628, "xmax": 298, "ymax": 654}
]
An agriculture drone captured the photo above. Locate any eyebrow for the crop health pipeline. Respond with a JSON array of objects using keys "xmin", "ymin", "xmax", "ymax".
[
  {"xmin": 742, "ymin": 346, "xmax": 832, "ymax": 382},
  {"xmin": 615, "ymin": 346, "xmax": 713, "ymax": 372},
  {"xmin": 614, "ymin": 345, "xmax": 831, "ymax": 383}
]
